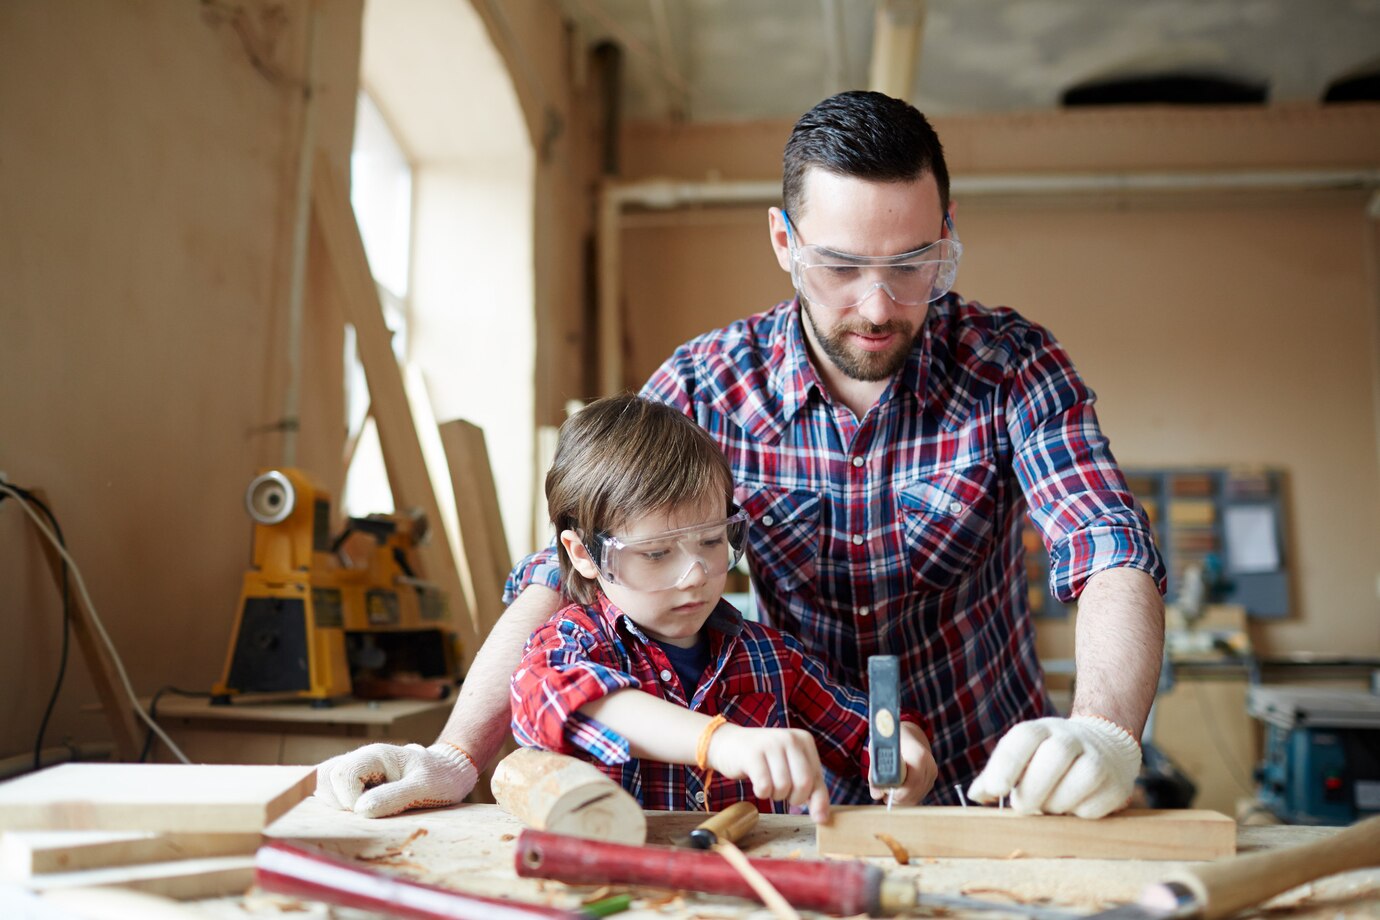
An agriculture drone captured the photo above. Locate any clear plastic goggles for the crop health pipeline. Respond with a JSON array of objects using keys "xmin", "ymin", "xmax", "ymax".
[
  {"xmin": 585, "ymin": 510, "xmax": 749, "ymax": 593},
  {"xmin": 784, "ymin": 212, "xmax": 962, "ymax": 309}
]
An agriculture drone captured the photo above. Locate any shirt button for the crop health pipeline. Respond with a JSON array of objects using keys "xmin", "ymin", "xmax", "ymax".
[
  {"xmin": 852, "ymin": 534, "xmax": 864, "ymax": 546},
  {"xmin": 695, "ymin": 791, "xmax": 706, "ymax": 804},
  {"xmin": 949, "ymin": 500, "xmax": 963, "ymax": 513},
  {"xmin": 660, "ymin": 669, "xmax": 673, "ymax": 682},
  {"xmin": 762, "ymin": 514, "xmax": 774, "ymax": 526},
  {"xmin": 858, "ymin": 606, "xmax": 871, "ymax": 617},
  {"xmin": 851, "ymin": 456, "xmax": 864, "ymax": 467}
]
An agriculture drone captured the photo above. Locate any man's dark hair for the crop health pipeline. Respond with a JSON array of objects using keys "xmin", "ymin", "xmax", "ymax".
[
  {"xmin": 545, "ymin": 394, "xmax": 735, "ymax": 605},
  {"xmin": 782, "ymin": 90, "xmax": 950, "ymax": 221}
]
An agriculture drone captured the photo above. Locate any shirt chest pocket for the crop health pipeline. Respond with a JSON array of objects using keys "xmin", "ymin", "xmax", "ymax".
[
  {"xmin": 898, "ymin": 460, "xmax": 999, "ymax": 592},
  {"xmin": 739, "ymin": 486, "xmax": 820, "ymax": 593}
]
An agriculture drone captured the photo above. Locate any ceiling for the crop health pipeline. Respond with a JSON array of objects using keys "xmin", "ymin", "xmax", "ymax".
[{"xmin": 559, "ymin": 0, "xmax": 1380, "ymax": 122}]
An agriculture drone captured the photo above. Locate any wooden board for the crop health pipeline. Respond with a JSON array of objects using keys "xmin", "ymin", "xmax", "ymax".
[
  {"xmin": 0, "ymin": 765, "xmax": 315, "ymax": 833},
  {"xmin": 1, "ymin": 830, "xmax": 260, "ymax": 877},
  {"xmin": 311, "ymin": 152, "xmax": 480, "ymax": 669},
  {"xmin": 439, "ymin": 419, "xmax": 512, "ymax": 644},
  {"xmin": 18, "ymin": 856, "xmax": 254, "ymax": 899},
  {"xmin": 816, "ymin": 807, "xmax": 1237, "ymax": 861}
]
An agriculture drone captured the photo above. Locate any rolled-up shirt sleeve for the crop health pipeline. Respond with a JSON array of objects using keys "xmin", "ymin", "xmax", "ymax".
[
  {"xmin": 510, "ymin": 615, "xmax": 642, "ymax": 765},
  {"xmin": 1006, "ymin": 327, "xmax": 1166, "ymax": 602},
  {"xmin": 503, "ymin": 546, "xmax": 563, "ymax": 605}
]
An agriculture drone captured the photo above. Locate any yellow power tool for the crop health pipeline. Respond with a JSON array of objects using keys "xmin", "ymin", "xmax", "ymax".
[{"xmin": 212, "ymin": 468, "xmax": 463, "ymax": 707}]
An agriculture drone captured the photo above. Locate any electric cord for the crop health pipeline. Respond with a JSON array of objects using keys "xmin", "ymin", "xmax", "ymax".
[
  {"xmin": 0, "ymin": 482, "xmax": 193, "ymax": 765},
  {"xmin": 0, "ymin": 483, "xmax": 73, "ymax": 771},
  {"xmin": 139, "ymin": 686, "xmax": 214, "ymax": 762}
]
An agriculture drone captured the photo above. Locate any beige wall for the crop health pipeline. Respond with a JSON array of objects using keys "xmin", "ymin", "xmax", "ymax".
[
  {"xmin": 614, "ymin": 106, "xmax": 1380, "ymax": 658},
  {"xmin": 0, "ymin": 1, "xmax": 362, "ymax": 759}
]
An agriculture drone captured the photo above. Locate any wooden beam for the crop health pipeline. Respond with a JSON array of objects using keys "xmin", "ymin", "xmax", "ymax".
[
  {"xmin": 817, "ymin": 807, "xmax": 1236, "ymax": 861},
  {"xmin": 29, "ymin": 490, "xmax": 142, "ymax": 762},
  {"xmin": 868, "ymin": 0, "xmax": 925, "ymax": 100},
  {"xmin": 309, "ymin": 152, "xmax": 480, "ymax": 671},
  {"xmin": 438, "ymin": 420, "xmax": 512, "ymax": 646}
]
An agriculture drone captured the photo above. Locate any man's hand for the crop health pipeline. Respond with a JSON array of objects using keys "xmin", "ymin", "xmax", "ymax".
[
  {"xmin": 314, "ymin": 742, "xmax": 478, "ymax": 818},
  {"xmin": 706, "ymin": 725, "xmax": 831, "ymax": 822},
  {"xmin": 967, "ymin": 716, "xmax": 1141, "ymax": 818},
  {"xmin": 870, "ymin": 721, "xmax": 937, "ymax": 807}
]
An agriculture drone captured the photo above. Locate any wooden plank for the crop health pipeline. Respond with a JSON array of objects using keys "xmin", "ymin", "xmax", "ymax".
[
  {"xmin": 0, "ymin": 764, "xmax": 315, "ymax": 834},
  {"xmin": 310, "ymin": 152, "xmax": 480, "ymax": 670},
  {"xmin": 19, "ymin": 856, "xmax": 254, "ymax": 899},
  {"xmin": 816, "ymin": 807, "xmax": 1237, "ymax": 861},
  {"xmin": 439, "ymin": 419, "xmax": 512, "ymax": 644},
  {"xmin": 30, "ymin": 490, "xmax": 142, "ymax": 762},
  {"xmin": 1, "ymin": 830, "xmax": 259, "ymax": 877}
]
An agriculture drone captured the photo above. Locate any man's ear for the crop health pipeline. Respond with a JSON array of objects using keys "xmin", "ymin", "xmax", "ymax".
[
  {"xmin": 767, "ymin": 207, "xmax": 793, "ymax": 273},
  {"xmin": 559, "ymin": 529, "xmax": 601, "ymax": 580}
]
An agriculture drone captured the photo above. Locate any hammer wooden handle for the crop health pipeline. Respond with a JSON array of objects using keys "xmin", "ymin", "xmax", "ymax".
[
  {"xmin": 690, "ymin": 800, "xmax": 760, "ymax": 847},
  {"xmin": 1156, "ymin": 814, "xmax": 1380, "ymax": 920}
]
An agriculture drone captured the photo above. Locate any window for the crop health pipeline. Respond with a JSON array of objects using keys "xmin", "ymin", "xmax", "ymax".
[{"xmin": 342, "ymin": 90, "xmax": 413, "ymax": 518}]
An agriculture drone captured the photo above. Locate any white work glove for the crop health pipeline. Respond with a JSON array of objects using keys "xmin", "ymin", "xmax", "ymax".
[
  {"xmin": 315, "ymin": 742, "xmax": 478, "ymax": 818},
  {"xmin": 967, "ymin": 715, "xmax": 1140, "ymax": 818}
]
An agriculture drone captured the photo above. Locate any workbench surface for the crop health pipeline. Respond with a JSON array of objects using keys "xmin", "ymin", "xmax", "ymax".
[{"xmin": 198, "ymin": 799, "xmax": 1379, "ymax": 919}]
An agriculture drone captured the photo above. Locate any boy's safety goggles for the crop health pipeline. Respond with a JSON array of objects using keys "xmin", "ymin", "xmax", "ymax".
[
  {"xmin": 584, "ymin": 509, "xmax": 749, "ymax": 593},
  {"xmin": 784, "ymin": 211, "xmax": 962, "ymax": 310}
]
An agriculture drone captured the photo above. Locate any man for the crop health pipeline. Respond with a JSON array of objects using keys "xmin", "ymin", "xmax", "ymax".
[{"xmin": 315, "ymin": 91, "xmax": 1166, "ymax": 821}]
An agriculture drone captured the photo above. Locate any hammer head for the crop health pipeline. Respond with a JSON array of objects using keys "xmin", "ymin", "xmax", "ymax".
[{"xmin": 868, "ymin": 655, "xmax": 903, "ymax": 788}]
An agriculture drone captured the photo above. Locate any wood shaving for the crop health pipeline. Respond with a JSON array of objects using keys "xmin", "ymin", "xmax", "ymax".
[
  {"xmin": 961, "ymin": 887, "xmax": 1031, "ymax": 903},
  {"xmin": 356, "ymin": 827, "xmax": 429, "ymax": 862},
  {"xmin": 785, "ymin": 848, "xmax": 803, "ymax": 859},
  {"xmin": 500, "ymin": 833, "xmax": 516, "ymax": 841},
  {"xmin": 581, "ymin": 886, "xmax": 613, "ymax": 904},
  {"xmin": 1005, "ymin": 848, "xmax": 1026, "ymax": 859},
  {"xmin": 874, "ymin": 832, "xmax": 910, "ymax": 864}
]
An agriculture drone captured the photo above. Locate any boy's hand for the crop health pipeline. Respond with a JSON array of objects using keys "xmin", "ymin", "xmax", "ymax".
[
  {"xmin": 869, "ymin": 721, "xmax": 937, "ymax": 807},
  {"xmin": 706, "ymin": 724, "xmax": 832, "ymax": 822}
]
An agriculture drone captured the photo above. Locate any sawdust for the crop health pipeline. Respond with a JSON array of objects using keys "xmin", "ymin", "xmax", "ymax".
[
  {"xmin": 356, "ymin": 827, "xmax": 429, "ymax": 862},
  {"xmin": 1006, "ymin": 849, "xmax": 1026, "ymax": 859}
]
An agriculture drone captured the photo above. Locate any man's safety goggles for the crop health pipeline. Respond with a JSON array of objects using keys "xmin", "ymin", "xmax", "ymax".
[
  {"xmin": 584, "ymin": 509, "xmax": 749, "ymax": 593},
  {"xmin": 784, "ymin": 211, "xmax": 962, "ymax": 310}
]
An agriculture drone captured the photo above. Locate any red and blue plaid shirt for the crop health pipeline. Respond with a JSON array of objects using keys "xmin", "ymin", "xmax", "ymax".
[
  {"xmin": 510, "ymin": 595, "xmax": 924, "ymax": 812},
  {"xmin": 507, "ymin": 294, "xmax": 1164, "ymax": 804}
]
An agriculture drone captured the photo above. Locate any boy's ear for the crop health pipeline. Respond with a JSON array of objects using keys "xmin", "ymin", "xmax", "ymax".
[{"xmin": 559, "ymin": 529, "xmax": 601, "ymax": 580}]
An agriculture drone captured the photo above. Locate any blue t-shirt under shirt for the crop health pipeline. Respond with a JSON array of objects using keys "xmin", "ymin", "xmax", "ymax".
[{"xmin": 652, "ymin": 633, "xmax": 710, "ymax": 698}]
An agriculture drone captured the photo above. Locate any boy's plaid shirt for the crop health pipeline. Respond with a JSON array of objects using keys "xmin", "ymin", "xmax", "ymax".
[
  {"xmin": 507, "ymin": 294, "xmax": 1164, "ymax": 804},
  {"xmin": 510, "ymin": 595, "xmax": 926, "ymax": 812}
]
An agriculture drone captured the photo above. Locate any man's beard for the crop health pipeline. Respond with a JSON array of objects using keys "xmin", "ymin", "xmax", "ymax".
[{"xmin": 801, "ymin": 298, "xmax": 918, "ymax": 382}]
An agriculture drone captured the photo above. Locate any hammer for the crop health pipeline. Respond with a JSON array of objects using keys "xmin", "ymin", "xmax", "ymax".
[{"xmin": 868, "ymin": 654, "xmax": 903, "ymax": 809}]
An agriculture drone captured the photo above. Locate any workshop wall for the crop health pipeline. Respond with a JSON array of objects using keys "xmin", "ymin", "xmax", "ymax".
[
  {"xmin": 613, "ymin": 105, "xmax": 1380, "ymax": 659},
  {"xmin": 0, "ymin": 1, "xmax": 363, "ymax": 761}
]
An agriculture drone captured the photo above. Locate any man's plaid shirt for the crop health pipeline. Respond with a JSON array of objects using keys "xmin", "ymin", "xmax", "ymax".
[
  {"xmin": 507, "ymin": 294, "xmax": 1165, "ymax": 804},
  {"xmin": 510, "ymin": 595, "xmax": 925, "ymax": 812}
]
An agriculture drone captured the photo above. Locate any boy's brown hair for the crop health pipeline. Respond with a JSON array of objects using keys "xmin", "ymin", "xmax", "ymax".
[{"xmin": 546, "ymin": 394, "xmax": 734, "ymax": 605}]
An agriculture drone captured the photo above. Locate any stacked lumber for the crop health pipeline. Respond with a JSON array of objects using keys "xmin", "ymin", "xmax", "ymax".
[{"xmin": 0, "ymin": 764, "xmax": 314, "ymax": 908}]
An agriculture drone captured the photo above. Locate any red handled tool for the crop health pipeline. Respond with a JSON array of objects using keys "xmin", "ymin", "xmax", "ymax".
[{"xmin": 515, "ymin": 828, "xmax": 909, "ymax": 916}]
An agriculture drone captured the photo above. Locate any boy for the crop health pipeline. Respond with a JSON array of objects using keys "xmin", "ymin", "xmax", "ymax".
[{"xmin": 510, "ymin": 395, "xmax": 936, "ymax": 820}]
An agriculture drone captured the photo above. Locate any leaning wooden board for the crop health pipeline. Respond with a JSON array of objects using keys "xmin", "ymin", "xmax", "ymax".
[
  {"xmin": 0, "ymin": 764, "xmax": 315, "ymax": 833},
  {"xmin": 817, "ymin": 806, "xmax": 1237, "ymax": 860}
]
